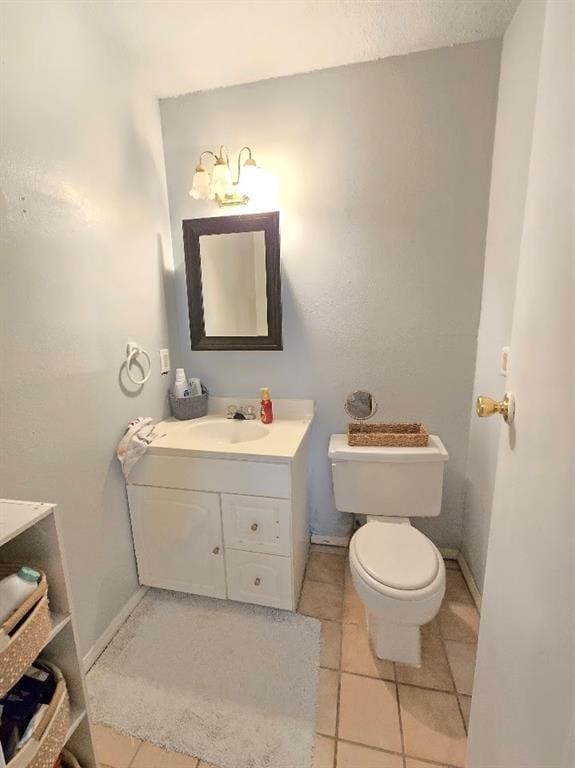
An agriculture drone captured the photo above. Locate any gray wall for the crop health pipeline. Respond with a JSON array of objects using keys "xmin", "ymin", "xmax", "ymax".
[
  {"xmin": 160, "ymin": 41, "xmax": 501, "ymax": 547},
  {"xmin": 0, "ymin": 1, "xmax": 172, "ymax": 656},
  {"xmin": 461, "ymin": 0, "xmax": 545, "ymax": 591}
]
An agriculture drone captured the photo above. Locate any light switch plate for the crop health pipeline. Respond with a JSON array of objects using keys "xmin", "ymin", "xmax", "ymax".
[{"xmin": 159, "ymin": 348, "xmax": 170, "ymax": 375}]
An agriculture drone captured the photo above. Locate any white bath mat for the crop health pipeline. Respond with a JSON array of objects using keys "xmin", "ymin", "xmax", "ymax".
[{"xmin": 87, "ymin": 589, "xmax": 321, "ymax": 768}]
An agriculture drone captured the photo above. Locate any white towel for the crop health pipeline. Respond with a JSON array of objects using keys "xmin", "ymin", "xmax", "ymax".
[{"xmin": 116, "ymin": 417, "xmax": 158, "ymax": 478}]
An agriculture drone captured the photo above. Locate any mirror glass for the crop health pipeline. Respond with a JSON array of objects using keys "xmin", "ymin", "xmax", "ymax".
[
  {"xmin": 200, "ymin": 231, "xmax": 267, "ymax": 337},
  {"xmin": 344, "ymin": 390, "xmax": 378, "ymax": 420},
  {"xmin": 183, "ymin": 211, "xmax": 282, "ymax": 351}
]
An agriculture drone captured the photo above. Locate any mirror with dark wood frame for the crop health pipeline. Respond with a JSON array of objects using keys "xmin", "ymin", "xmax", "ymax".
[{"xmin": 182, "ymin": 211, "xmax": 282, "ymax": 351}]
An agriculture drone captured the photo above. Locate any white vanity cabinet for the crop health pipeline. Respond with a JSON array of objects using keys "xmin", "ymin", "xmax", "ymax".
[{"xmin": 127, "ymin": 435, "xmax": 310, "ymax": 611}]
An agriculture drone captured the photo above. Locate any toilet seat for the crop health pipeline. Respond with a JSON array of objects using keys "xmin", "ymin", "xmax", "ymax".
[{"xmin": 350, "ymin": 521, "xmax": 442, "ymax": 597}]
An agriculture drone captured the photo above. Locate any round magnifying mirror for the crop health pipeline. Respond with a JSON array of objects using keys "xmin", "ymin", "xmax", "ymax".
[{"xmin": 344, "ymin": 390, "xmax": 378, "ymax": 421}]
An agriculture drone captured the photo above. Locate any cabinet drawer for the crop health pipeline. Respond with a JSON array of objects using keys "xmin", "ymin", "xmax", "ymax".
[
  {"xmin": 226, "ymin": 550, "xmax": 293, "ymax": 610},
  {"xmin": 222, "ymin": 494, "xmax": 291, "ymax": 556},
  {"xmin": 129, "ymin": 455, "xmax": 290, "ymax": 499}
]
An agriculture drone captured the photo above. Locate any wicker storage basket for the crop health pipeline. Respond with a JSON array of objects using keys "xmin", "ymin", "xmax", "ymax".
[
  {"xmin": 61, "ymin": 749, "xmax": 82, "ymax": 768},
  {"xmin": 0, "ymin": 566, "xmax": 52, "ymax": 697},
  {"xmin": 348, "ymin": 422, "xmax": 429, "ymax": 447},
  {"xmin": 168, "ymin": 386, "xmax": 209, "ymax": 421},
  {"xmin": 6, "ymin": 662, "xmax": 70, "ymax": 768}
]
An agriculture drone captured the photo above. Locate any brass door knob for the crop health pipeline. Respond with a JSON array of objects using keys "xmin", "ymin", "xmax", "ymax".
[
  {"xmin": 476, "ymin": 393, "xmax": 515, "ymax": 423},
  {"xmin": 212, "ymin": 546, "xmax": 220, "ymax": 555},
  {"xmin": 251, "ymin": 523, "xmax": 259, "ymax": 531},
  {"xmin": 254, "ymin": 577, "xmax": 261, "ymax": 586}
]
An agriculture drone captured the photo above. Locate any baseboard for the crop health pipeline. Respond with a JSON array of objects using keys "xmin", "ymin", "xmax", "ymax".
[
  {"xmin": 311, "ymin": 533, "xmax": 350, "ymax": 547},
  {"xmin": 83, "ymin": 586, "xmax": 149, "ymax": 671},
  {"xmin": 457, "ymin": 551, "xmax": 482, "ymax": 612},
  {"xmin": 439, "ymin": 547, "xmax": 459, "ymax": 561},
  {"xmin": 438, "ymin": 547, "xmax": 482, "ymax": 612}
]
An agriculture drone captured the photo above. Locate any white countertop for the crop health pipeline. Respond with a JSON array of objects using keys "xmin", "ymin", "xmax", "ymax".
[{"xmin": 148, "ymin": 399, "xmax": 314, "ymax": 462}]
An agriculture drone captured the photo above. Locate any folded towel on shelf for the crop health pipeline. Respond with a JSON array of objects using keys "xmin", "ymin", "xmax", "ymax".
[{"xmin": 116, "ymin": 417, "xmax": 158, "ymax": 478}]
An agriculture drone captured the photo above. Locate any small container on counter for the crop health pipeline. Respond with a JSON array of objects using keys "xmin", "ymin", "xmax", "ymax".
[{"xmin": 260, "ymin": 387, "xmax": 273, "ymax": 424}]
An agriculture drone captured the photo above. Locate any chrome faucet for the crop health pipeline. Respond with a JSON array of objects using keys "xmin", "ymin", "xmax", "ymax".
[{"xmin": 226, "ymin": 404, "xmax": 256, "ymax": 420}]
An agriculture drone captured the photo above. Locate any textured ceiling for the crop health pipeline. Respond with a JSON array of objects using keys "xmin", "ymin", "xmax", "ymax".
[{"xmin": 103, "ymin": 0, "xmax": 519, "ymax": 98}]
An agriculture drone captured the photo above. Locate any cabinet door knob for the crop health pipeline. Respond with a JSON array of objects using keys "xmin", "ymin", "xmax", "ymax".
[
  {"xmin": 251, "ymin": 523, "xmax": 259, "ymax": 531},
  {"xmin": 254, "ymin": 577, "xmax": 261, "ymax": 586},
  {"xmin": 212, "ymin": 546, "xmax": 220, "ymax": 555}
]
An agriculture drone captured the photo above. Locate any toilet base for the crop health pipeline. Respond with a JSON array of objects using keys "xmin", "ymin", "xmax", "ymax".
[{"xmin": 368, "ymin": 611, "xmax": 422, "ymax": 666}]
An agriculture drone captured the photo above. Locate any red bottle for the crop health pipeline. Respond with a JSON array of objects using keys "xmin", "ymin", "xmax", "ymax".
[{"xmin": 260, "ymin": 387, "xmax": 273, "ymax": 424}]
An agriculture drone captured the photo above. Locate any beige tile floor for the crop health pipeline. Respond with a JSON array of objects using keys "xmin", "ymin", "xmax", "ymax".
[
  {"xmin": 93, "ymin": 548, "xmax": 479, "ymax": 768},
  {"xmin": 303, "ymin": 548, "xmax": 479, "ymax": 768},
  {"xmin": 93, "ymin": 724, "xmax": 219, "ymax": 767}
]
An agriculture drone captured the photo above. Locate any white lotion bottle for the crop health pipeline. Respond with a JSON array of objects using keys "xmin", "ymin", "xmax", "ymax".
[
  {"xmin": 0, "ymin": 567, "xmax": 41, "ymax": 624},
  {"xmin": 173, "ymin": 368, "xmax": 190, "ymax": 398}
]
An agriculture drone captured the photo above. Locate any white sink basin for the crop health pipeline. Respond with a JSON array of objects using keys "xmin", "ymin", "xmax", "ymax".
[{"xmin": 188, "ymin": 420, "xmax": 270, "ymax": 445}]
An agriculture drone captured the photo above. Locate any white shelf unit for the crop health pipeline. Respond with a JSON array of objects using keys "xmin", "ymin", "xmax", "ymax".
[{"xmin": 0, "ymin": 499, "xmax": 98, "ymax": 768}]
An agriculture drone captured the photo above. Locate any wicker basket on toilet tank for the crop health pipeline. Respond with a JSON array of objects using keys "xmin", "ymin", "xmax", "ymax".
[{"xmin": 347, "ymin": 422, "xmax": 429, "ymax": 447}]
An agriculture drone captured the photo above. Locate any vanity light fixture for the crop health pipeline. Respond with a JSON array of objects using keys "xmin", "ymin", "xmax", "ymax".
[{"xmin": 190, "ymin": 145, "xmax": 266, "ymax": 206}]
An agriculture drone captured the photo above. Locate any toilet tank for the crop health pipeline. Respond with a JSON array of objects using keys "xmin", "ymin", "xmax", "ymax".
[{"xmin": 328, "ymin": 434, "xmax": 448, "ymax": 518}]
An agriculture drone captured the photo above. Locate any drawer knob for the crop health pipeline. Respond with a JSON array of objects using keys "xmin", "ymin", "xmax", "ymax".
[
  {"xmin": 254, "ymin": 577, "xmax": 261, "ymax": 586},
  {"xmin": 212, "ymin": 546, "xmax": 220, "ymax": 555},
  {"xmin": 251, "ymin": 523, "xmax": 259, "ymax": 532}
]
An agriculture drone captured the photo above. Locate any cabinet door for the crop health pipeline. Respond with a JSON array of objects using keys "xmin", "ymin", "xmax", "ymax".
[
  {"xmin": 221, "ymin": 494, "xmax": 291, "ymax": 556},
  {"xmin": 226, "ymin": 549, "xmax": 293, "ymax": 610},
  {"xmin": 128, "ymin": 486, "xmax": 225, "ymax": 598}
]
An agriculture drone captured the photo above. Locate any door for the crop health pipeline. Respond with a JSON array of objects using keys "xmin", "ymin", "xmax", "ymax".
[
  {"xmin": 128, "ymin": 486, "xmax": 226, "ymax": 599},
  {"xmin": 467, "ymin": 2, "xmax": 574, "ymax": 766}
]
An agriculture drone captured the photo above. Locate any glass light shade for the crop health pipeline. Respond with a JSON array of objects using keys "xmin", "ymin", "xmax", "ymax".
[
  {"xmin": 190, "ymin": 167, "xmax": 213, "ymax": 200},
  {"xmin": 239, "ymin": 162, "xmax": 265, "ymax": 200},
  {"xmin": 211, "ymin": 161, "xmax": 233, "ymax": 199}
]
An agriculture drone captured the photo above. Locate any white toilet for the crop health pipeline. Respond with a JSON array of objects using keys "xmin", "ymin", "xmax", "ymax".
[{"xmin": 329, "ymin": 433, "xmax": 449, "ymax": 665}]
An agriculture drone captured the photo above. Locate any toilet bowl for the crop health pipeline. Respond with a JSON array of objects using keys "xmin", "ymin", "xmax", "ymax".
[
  {"xmin": 328, "ymin": 432, "xmax": 449, "ymax": 666},
  {"xmin": 349, "ymin": 520, "xmax": 445, "ymax": 664}
]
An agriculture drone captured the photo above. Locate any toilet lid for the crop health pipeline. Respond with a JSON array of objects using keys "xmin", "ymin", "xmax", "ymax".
[{"xmin": 352, "ymin": 523, "xmax": 439, "ymax": 590}]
